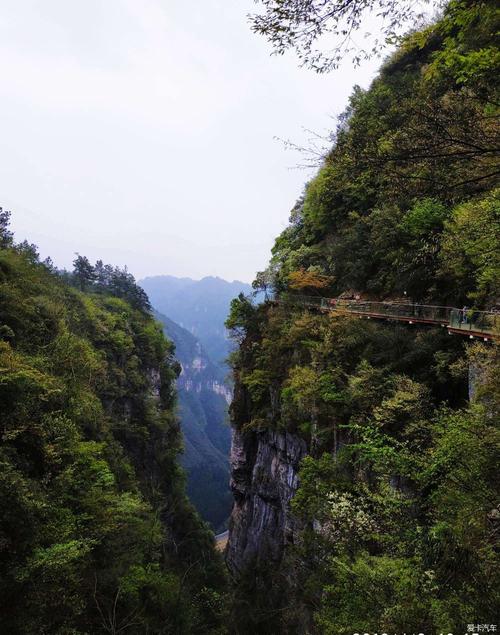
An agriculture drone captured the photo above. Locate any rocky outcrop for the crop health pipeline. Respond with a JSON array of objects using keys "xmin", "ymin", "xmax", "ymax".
[{"xmin": 226, "ymin": 426, "xmax": 307, "ymax": 577}]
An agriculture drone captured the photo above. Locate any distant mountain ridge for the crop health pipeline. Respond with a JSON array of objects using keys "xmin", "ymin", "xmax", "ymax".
[{"xmin": 140, "ymin": 275, "xmax": 253, "ymax": 366}]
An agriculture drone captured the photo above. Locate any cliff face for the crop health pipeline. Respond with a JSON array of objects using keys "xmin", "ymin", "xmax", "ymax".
[{"xmin": 226, "ymin": 426, "xmax": 307, "ymax": 577}]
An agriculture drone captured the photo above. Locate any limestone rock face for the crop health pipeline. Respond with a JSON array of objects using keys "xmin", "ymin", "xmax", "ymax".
[{"xmin": 226, "ymin": 426, "xmax": 307, "ymax": 577}]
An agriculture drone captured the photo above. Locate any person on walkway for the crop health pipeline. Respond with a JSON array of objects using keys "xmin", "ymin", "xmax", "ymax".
[{"xmin": 462, "ymin": 306, "xmax": 468, "ymax": 324}]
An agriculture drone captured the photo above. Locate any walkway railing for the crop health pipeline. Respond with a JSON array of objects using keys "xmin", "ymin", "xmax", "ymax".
[
  {"xmin": 449, "ymin": 308, "xmax": 498, "ymax": 335},
  {"xmin": 271, "ymin": 295, "xmax": 498, "ymax": 341}
]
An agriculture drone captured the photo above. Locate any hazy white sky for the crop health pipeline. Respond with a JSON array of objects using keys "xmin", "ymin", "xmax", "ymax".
[{"xmin": 0, "ymin": 0, "xmax": 385, "ymax": 282}]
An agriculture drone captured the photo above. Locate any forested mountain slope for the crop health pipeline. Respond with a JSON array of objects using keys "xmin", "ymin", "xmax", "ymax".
[
  {"xmin": 226, "ymin": 2, "xmax": 500, "ymax": 633},
  {"xmin": 155, "ymin": 312, "xmax": 232, "ymax": 532},
  {"xmin": 0, "ymin": 212, "xmax": 226, "ymax": 634}
]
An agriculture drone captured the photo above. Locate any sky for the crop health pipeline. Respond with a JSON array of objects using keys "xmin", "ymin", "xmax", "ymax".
[{"xmin": 0, "ymin": 0, "xmax": 387, "ymax": 282}]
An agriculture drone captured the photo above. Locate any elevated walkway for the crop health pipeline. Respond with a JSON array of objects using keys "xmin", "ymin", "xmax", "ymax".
[{"xmin": 272, "ymin": 296, "xmax": 498, "ymax": 342}]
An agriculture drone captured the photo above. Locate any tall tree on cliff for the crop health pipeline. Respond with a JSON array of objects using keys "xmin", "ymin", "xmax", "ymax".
[{"xmin": 72, "ymin": 253, "xmax": 96, "ymax": 291}]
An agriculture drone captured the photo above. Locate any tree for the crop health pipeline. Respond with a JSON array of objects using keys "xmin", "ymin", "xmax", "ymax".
[
  {"xmin": 72, "ymin": 253, "xmax": 96, "ymax": 291},
  {"xmin": 252, "ymin": 269, "xmax": 274, "ymax": 299},
  {"xmin": 107, "ymin": 266, "xmax": 151, "ymax": 312},
  {"xmin": 16, "ymin": 240, "xmax": 40, "ymax": 264},
  {"xmin": 226, "ymin": 293, "xmax": 259, "ymax": 343},
  {"xmin": 439, "ymin": 189, "xmax": 500, "ymax": 303},
  {"xmin": 288, "ymin": 267, "xmax": 332, "ymax": 292},
  {"xmin": 94, "ymin": 259, "xmax": 109, "ymax": 288},
  {"xmin": 249, "ymin": 0, "xmax": 430, "ymax": 72},
  {"xmin": 0, "ymin": 207, "xmax": 13, "ymax": 248}
]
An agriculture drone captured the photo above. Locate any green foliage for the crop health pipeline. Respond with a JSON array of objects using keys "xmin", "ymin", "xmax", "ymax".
[
  {"xmin": 0, "ymin": 221, "xmax": 227, "ymax": 633},
  {"xmin": 440, "ymin": 189, "xmax": 500, "ymax": 303},
  {"xmin": 259, "ymin": 0, "xmax": 499, "ymax": 305},
  {"xmin": 67, "ymin": 253, "xmax": 151, "ymax": 311},
  {"xmin": 306, "ymin": 404, "xmax": 499, "ymax": 633},
  {"xmin": 241, "ymin": 368, "xmax": 271, "ymax": 405},
  {"xmin": 0, "ymin": 207, "xmax": 14, "ymax": 248},
  {"xmin": 401, "ymin": 199, "xmax": 449, "ymax": 238},
  {"xmin": 426, "ymin": 0, "xmax": 500, "ymax": 90},
  {"xmin": 72, "ymin": 253, "xmax": 96, "ymax": 291},
  {"xmin": 226, "ymin": 293, "xmax": 259, "ymax": 341}
]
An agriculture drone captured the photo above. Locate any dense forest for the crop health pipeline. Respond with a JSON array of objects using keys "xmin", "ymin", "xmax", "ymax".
[
  {"xmin": 0, "ymin": 211, "xmax": 227, "ymax": 634},
  {"xmin": 226, "ymin": 0, "xmax": 499, "ymax": 632}
]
